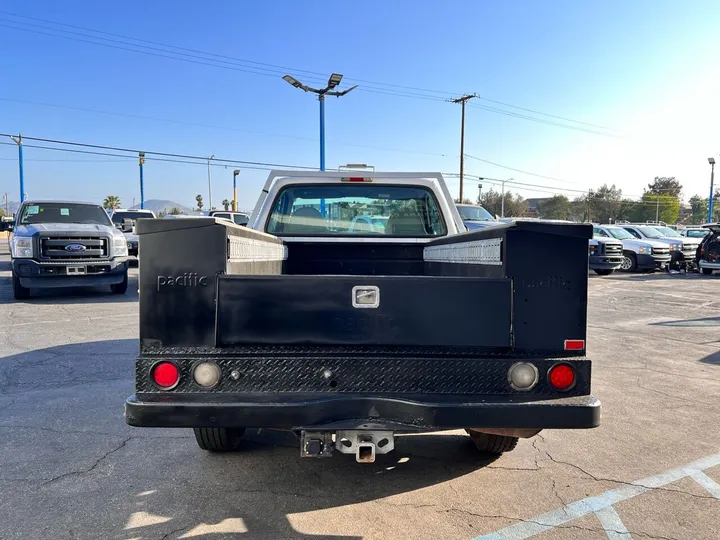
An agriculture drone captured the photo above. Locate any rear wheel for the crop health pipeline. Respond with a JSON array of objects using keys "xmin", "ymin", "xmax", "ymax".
[
  {"xmin": 702, "ymin": 268, "xmax": 714, "ymax": 275},
  {"xmin": 620, "ymin": 252, "xmax": 637, "ymax": 272},
  {"xmin": 110, "ymin": 270, "xmax": 128, "ymax": 294},
  {"xmin": 12, "ymin": 272, "xmax": 30, "ymax": 300},
  {"xmin": 594, "ymin": 269, "xmax": 614, "ymax": 276},
  {"xmin": 193, "ymin": 427, "xmax": 246, "ymax": 452},
  {"xmin": 466, "ymin": 429, "xmax": 519, "ymax": 454}
]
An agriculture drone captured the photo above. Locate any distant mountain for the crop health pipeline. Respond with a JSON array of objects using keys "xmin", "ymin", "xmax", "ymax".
[
  {"xmin": 129, "ymin": 199, "xmax": 195, "ymax": 214},
  {"xmin": 1, "ymin": 201, "xmax": 19, "ymax": 216}
]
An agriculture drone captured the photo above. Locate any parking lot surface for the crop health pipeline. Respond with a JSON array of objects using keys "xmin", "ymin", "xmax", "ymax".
[{"xmin": 1, "ymin": 248, "xmax": 719, "ymax": 540}]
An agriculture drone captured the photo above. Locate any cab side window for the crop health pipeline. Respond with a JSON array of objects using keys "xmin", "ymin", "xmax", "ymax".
[
  {"xmin": 594, "ymin": 227, "xmax": 610, "ymax": 238},
  {"xmin": 623, "ymin": 228, "xmax": 641, "ymax": 239}
]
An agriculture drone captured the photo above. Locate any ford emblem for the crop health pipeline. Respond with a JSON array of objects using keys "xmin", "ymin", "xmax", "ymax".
[{"xmin": 65, "ymin": 244, "xmax": 87, "ymax": 252}]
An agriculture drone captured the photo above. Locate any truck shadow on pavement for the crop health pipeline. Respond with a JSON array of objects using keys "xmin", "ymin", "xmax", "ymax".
[
  {"xmin": 699, "ymin": 351, "xmax": 720, "ymax": 365},
  {"xmin": 0, "ymin": 339, "xmax": 501, "ymax": 540}
]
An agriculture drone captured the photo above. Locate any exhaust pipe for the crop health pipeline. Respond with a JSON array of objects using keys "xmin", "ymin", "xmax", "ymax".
[{"xmin": 356, "ymin": 441, "xmax": 376, "ymax": 463}]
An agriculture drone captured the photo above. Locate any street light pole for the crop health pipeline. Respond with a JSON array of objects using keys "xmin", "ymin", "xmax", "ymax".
[
  {"xmin": 138, "ymin": 152, "xmax": 145, "ymax": 209},
  {"xmin": 281, "ymin": 72, "xmax": 358, "ymax": 172},
  {"xmin": 9, "ymin": 134, "xmax": 25, "ymax": 203},
  {"xmin": 207, "ymin": 154, "xmax": 215, "ymax": 212},
  {"xmin": 232, "ymin": 169, "xmax": 240, "ymax": 212},
  {"xmin": 709, "ymin": 157, "xmax": 716, "ymax": 223}
]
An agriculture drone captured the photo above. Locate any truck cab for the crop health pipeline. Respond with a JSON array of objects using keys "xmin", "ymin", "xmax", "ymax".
[
  {"xmin": 6, "ymin": 200, "xmax": 129, "ymax": 299},
  {"xmin": 108, "ymin": 209, "xmax": 157, "ymax": 258},
  {"xmin": 125, "ymin": 170, "xmax": 600, "ymax": 462}
]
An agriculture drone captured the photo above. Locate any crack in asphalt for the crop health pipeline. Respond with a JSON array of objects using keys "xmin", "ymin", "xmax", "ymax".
[
  {"xmin": 159, "ymin": 524, "xmax": 192, "ymax": 540},
  {"xmin": 543, "ymin": 450, "xmax": 717, "ymax": 502},
  {"xmin": 40, "ymin": 436, "xmax": 134, "ymax": 487},
  {"xmin": 635, "ymin": 376, "xmax": 716, "ymax": 408},
  {"xmin": 375, "ymin": 502, "xmax": 682, "ymax": 540}
]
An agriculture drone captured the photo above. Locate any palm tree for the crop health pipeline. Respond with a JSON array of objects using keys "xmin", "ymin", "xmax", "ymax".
[
  {"xmin": 169, "ymin": 207, "xmax": 181, "ymax": 215},
  {"xmin": 103, "ymin": 195, "xmax": 121, "ymax": 209},
  {"xmin": 195, "ymin": 194, "xmax": 204, "ymax": 211},
  {"xmin": 222, "ymin": 199, "xmax": 230, "ymax": 211}
]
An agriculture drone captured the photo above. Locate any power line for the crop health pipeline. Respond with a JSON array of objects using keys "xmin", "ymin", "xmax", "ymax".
[
  {"xmin": 0, "ymin": 12, "xmax": 617, "ymax": 134},
  {"xmin": 0, "ymin": 97, "xmax": 457, "ymax": 158},
  {"xmin": 0, "ymin": 133, "xmax": 320, "ymax": 169}
]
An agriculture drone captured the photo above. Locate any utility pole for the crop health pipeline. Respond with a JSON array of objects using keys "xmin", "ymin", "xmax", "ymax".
[
  {"xmin": 655, "ymin": 194, "xmax": 660, "ymax": 223},
  {"xmin": 449, "ymin": 94, "xmax": 478, "ymax": 202},
  {"xmin": 9, "ymin": 134, "xmax": 25, "ymax": 203},
  {"xmin": 232, "ymin": 169, "xmax": 240, "ymax": 212},
  {"xmin": 501, "ymin": 178, "xmax": 512, "ymax": 217},
  {"xmin": 138, "ymin": 152, "xmax": 145, "ymax": 209},
  {"xmin": 207, "ymin": 155, "xmax": 215, "ymax": 211},
  {"xmin": 3, "ymin": 192, "xmax": 8, "ymax": 215}
]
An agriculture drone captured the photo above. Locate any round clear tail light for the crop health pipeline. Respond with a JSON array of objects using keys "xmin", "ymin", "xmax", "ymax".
[
  {"xmin": 508, "ymin": 362, "xmax": 539, "ymax": 391},
  {"xmin": 548, "ymin": 363, "xmax": 576, "ymax": 390},
  {"xmin": 152, "ymin": 362, "xmax": 180, "ymax": 389},
  {"xmin": 193, "ymin": 362, "xmax": 221, "ymax": 388}
]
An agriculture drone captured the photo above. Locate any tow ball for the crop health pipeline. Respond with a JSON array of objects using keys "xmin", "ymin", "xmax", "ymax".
[{"xmin": 300, "ymin": 430, "xmax": 395, "ymax": 463}]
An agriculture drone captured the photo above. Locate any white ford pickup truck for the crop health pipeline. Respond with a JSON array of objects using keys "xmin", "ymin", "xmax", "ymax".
[{"xmin": 125, "ymin": 170, "xmax": 600, "ymax": 463}]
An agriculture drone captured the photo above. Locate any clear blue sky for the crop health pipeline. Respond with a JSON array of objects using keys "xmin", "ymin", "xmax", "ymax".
[{"xmin": 1, "ymin": 0, "xmax": 719, "ymax": 211}]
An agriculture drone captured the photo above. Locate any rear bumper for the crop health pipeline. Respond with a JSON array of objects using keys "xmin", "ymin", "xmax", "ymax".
[{"xmin": 124, "ymin": 393, "xmax": 601, "ymax": 431}]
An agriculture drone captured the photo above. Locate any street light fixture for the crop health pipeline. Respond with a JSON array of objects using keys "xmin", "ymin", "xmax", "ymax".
[
  {"xmin": 709, "ymin": 157, "xmax": 716, "ymax": 223},
  {"xmin": 281, "ymin": 72, "xmax": 358, "ymax": 172}
]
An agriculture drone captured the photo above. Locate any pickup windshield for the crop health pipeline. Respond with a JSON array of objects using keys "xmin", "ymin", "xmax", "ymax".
[
  {"xmin": 111, "ymin": 211, "xmax": 155, "ymax": 224},
  {"xmin": 638, "ymin": 226, "xmax": 664, "ymax": 239},
  {"xmin": 457, "ymin": 205, "xmax": 494, "ymax": 221},
  {"xmin": 653, "ymin": 226, "xmax": 681, "ymax": 237},
  {"xmin": 19, "ymin": 203, "xmax": 112, "ymax": 226},
  {"xmin": 266, "ymin": 184, "xmax": 447, "ymax": 237},
  {"xmin": 606, "ymin": 227, "xmax": 635, "ymax": 240}
]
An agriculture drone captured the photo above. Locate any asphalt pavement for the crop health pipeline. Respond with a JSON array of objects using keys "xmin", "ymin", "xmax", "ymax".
[{"xmin": 0, "ymin": 249, "xmax": 718, "ymax": 540}]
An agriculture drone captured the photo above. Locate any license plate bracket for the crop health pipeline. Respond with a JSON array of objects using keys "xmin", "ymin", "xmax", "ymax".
[{"xmin": 66, "ymin": 265, "xmax": 87, "ymax": 275}]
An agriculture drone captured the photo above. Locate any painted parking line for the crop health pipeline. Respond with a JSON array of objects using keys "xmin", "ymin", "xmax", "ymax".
[
  {"xmin": 594, "ymin": 506, "xmax": 631, "ymax": 540},
  {"xmin": 474, "ymin": 452, "xmax": 720, "ymax": 540}
]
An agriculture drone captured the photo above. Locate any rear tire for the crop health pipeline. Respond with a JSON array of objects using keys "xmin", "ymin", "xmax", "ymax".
[
  {"xmin": 193, "ymin": 427, "xmax": 246, "ymax": 452},
  {"xmin": 702, "ymin": 268, "xmax": 714, "ymax": 275},
  {"xmin": 594, "ymin": 269, "xmax": 614, "ymax": 276},
  {"xmin": 110, "ymin": 270, "xmax": 128, "ymax": 294},
  {"xmin": 466, "ymin": 429, "xmax": 519, "ymax": 454},
  {"xmin": 12, "ymin": 272, "xmax": 30, "ymax": 300}
]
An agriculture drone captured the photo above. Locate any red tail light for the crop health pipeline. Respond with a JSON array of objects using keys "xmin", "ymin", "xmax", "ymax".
[
  {"xmin": 548, "ymin": 364, "xmax": 576, "ymax": 390},
  {"xmin": 152, "ymin": 362, "xmax": 180, "ymax": 389},
  {"xmin": 341, "ymin": 177, "xmax": 372, "ymax": 182}
]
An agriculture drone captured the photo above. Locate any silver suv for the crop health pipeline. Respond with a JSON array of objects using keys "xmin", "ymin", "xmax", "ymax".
[{"xmin": 593, "ymin": 225, "xmax": 671, "ymax": 272}]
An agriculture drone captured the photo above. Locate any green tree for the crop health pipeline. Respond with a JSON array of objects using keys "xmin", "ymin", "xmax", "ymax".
[
  {"xmin": 536, "ymin": 195, "xmax": 571, "ymax": 220},
  {"xmin": 169, "ymin": 207, "xmax": 181, "ymax": 215},
  {"xmin": 479, "ymin": 189, "xmax": 528, "ymax": 217},
  {"xmin": 103, "ymin": 195, "xmax": 121, "ymax": 209},
  {"xmin": 195, "ymin": 194, "xmax": 204, "ymax": 212},
  {"xmin": 647, "ymin": 176, "xmax": 682, "ymax": 198},
  {"xmin": 580, "ymin": 184, "xmax": 623, "ymax": 223},
  {"xmin": 688, "ymin": 195, "xmax": 708, "ymax": 225},
  {"xmin": 158, "ymin": 210, "xmax": 167, "ymax": 218},
  {"xmin": 222, "ymin": 199, "xmax": 230, "ymax": 211},
  {"xmin": 640, "ymin": 193, "xmax": 680, "ymax": 224},
  {"xmin": 454, "ymin": 198, "xmax": 474, "ymax": 204}
]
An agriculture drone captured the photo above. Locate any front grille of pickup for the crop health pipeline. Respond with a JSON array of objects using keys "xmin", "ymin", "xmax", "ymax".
[
  {"xmin": 40, "ymin": 236, "xmax": 108, "ymax": 260},
  {"xmin": 603, "ymin": 243, "xmax": 622, "ymax": 256},
  {"xmin": 135, "ymin": 356, "xmax": 591, "ymax": 397},
  {"xmin": 652, "ymin": 247, "xmax": 669, "ymax": 255}
]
